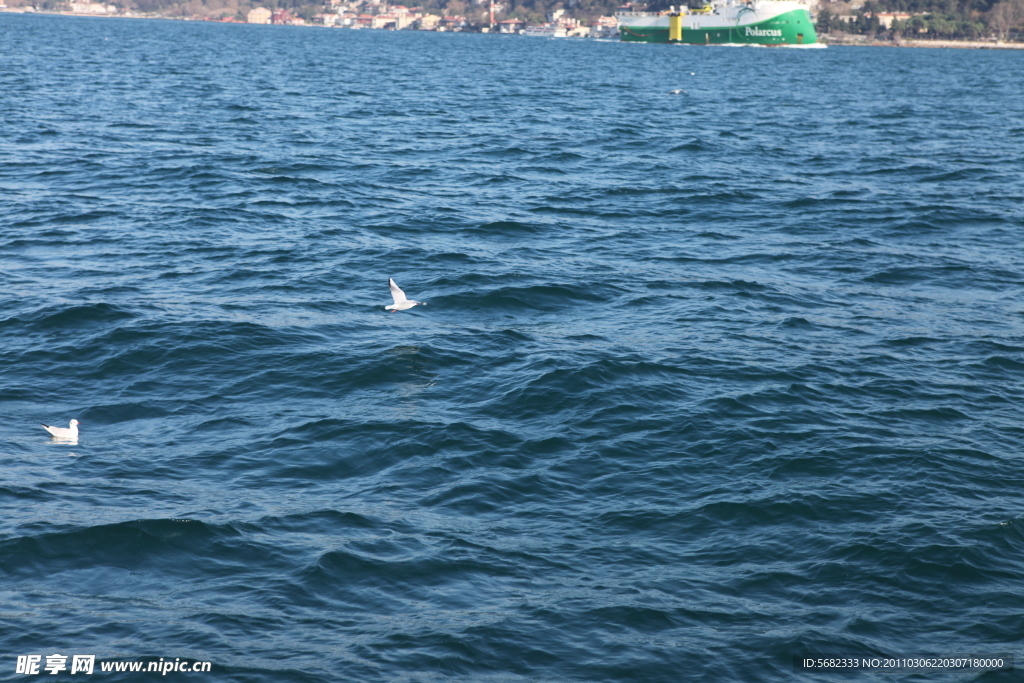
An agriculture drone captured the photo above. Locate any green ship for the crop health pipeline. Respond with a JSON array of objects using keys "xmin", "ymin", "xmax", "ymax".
[{"xmin": 617, "ymin": 0, "xmax": 819, "ymax": 46}]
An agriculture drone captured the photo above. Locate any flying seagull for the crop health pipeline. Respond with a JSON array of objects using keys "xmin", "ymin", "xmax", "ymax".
[
  {"xmin": 386, "ymin": 278, "xmax": 425, "ymax": 312},
  {"xmin": 42, "ymin": 419, "xmax": 79, "ymax": 439}
]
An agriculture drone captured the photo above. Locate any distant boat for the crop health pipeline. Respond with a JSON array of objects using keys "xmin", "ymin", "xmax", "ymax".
[{"xmin": 617, "ymin": 0, "xmax": 819, "ymax": 46}]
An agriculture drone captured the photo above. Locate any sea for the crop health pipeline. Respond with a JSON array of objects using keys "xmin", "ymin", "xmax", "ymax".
[{"xmin": 2, "ymin": 12, "xmax": 1023, "ymax": 682}]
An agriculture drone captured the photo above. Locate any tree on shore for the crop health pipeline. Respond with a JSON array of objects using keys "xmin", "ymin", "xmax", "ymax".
[
  {"xmin": 815, "ymin": 6, "xmax": 833, "ymax": 32},
  {"xmin": 988, "ymin": 0, "xmax": 1024, "ymax": 37},
  {"xmin": 818, "ymin": 0, "xmax": 1024, "ymax": 39}
]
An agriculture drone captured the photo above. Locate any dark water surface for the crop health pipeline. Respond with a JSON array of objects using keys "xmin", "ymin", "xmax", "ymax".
[{"xmin": 2, "ymin": 13, "xmax": 1024, "ymax": 681}]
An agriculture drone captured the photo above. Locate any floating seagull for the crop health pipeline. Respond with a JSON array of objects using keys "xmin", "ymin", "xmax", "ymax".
[
  {"xmin": 42, "ymin": 419, "xmax": 79, "ymax": 439},
  {"xmin": 669, "ymin": 88, "xmax": 689, "ymax": 95},
  {"xmin": 386, "ymin": 278, "xmax": 425, "ymax": 312}
]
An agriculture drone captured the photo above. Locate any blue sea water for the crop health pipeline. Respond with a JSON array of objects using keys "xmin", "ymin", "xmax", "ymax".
[{"xmin": 2, "ymin": 12, "xmax": 1024, "ymax": 681}]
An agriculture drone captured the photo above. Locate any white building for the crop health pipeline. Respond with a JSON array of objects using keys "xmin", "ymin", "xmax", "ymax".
[
  {"xmin": 247, "ymin": 7, "xmax": 271, "ymax": 23},
  {"xmin": 69, "ymin": 3, "xmax": 116, "ymax": 13}
]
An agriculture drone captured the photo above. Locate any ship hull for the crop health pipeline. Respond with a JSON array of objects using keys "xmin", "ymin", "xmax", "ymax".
[{"xmin": 618, "ymin": 6, "xmax": 817, "ymax": 45}]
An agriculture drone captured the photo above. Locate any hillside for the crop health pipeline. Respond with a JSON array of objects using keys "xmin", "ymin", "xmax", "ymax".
[
  {"xmin": 817, "ymin": 0, "xmax": 1024, "ymax": 39},
  {"xmin": 16, "ymin": 0, "xmax": 628, "ymax": 25}
]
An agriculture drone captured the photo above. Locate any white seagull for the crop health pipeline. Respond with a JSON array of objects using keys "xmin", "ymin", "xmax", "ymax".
[
  {"xmin": 386, "ymin": 278, "xmax": 426, "ymax": 312},
  {"xmin": 42, "ymin": 419, "xmax": 80, "ymax": 439}
]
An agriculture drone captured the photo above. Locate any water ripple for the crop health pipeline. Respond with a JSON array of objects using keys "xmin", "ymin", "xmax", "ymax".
[{"xmin": 1, "ymin": 13, "xmax": 1023, "ymax": 683}]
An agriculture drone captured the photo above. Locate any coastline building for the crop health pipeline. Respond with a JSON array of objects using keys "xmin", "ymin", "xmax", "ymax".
[
  {"xmin": 869, "ymin": 11, "xmax": 914, "ymax": 27},
  {"xmin": 591, "ymin": 14, "xmax": 618, "ymax": 38},
  {"xmin": 417, "ymin": 14, "xmax": 441, "ymax": 29},
  {"xmin": 439, "ymin": 14, "xmax": 466, "ymax": 30},
  {"xmin": 497, "ymin": 18, "xmax": 525, "ymax": 32},
  {"xmin": 69, "ymin": 2, "xmax": 116, "ymax": 13},
  {"xmin": 395, "ymin": 13, "xmax": 419, "ymax": 29},
  {"xmin": 271, "ymin": 9, "xmax": 303, "ymax": 23},
  {"xmin": 315, "ymin": 13, "xmax": 341, "ymax": 25},
  {"xmin": 247, "ymin": 7, "xmax": 271, "ymax": 23}
]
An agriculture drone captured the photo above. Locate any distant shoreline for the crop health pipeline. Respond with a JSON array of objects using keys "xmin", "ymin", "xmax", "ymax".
[
  {"xmin": 4, "ymin": 9, "xmax": 1024, "ymax": 49},
  {"xmin": 822, "ymin": 35, "xmax": 1024, "ymax": 50}
]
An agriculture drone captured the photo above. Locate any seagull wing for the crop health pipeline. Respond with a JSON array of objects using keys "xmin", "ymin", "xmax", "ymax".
[
  {"xmin": 42, "ymin": 424, "xmax": 68, "ymax": 437},
  {"xmin": 389, "ymin": 278, "xmax": 408, "ymax": 305}
]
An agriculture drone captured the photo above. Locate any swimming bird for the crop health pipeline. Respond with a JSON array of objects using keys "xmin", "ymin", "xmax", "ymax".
[
  {"xmin": 386, "ymin": 278, "xmax": 425, "ymax": 312},
  {"xmin": 669, "ymin": 88, "xmax": 689, "ymax": 95},
  {"xmin": 41, "ymin": 419, "xmax": 79, "ymax": 439}
]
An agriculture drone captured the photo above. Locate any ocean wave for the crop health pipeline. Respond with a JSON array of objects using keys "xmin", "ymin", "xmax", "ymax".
[
  {"xmin": 0, "ymin": 519, "xmax": 245, "ymax": 577},
  {"xmin": 2, "ymin": 18, "xmax": 1024, "ymax": 682}
]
